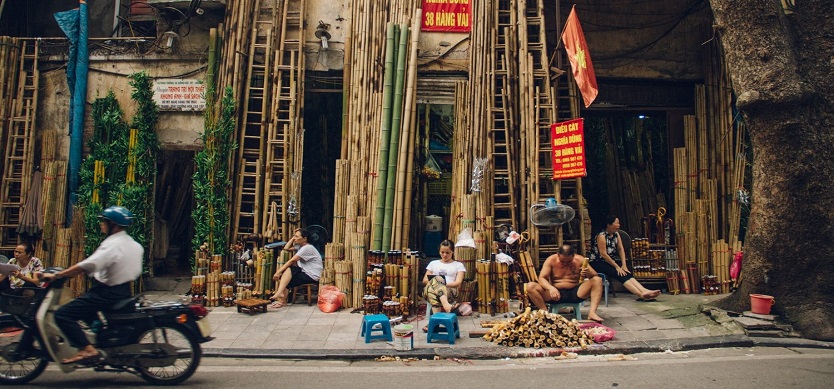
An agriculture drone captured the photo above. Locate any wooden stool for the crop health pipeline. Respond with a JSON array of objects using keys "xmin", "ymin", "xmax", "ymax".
[
  {"xmin": 236, "ymin": 298, "xmax": 270, "ymax": 315},
  {"xmin": 290, "ymin": 284, "xmax": 317, "ymax": 306}
]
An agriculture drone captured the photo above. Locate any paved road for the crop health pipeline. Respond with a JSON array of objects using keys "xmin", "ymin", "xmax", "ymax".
[{"xmin": 18, "ymin": 347, "xmax": 833, "ymax": 388}]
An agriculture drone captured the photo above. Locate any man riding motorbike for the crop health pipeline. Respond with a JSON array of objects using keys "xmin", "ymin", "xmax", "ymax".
[{"xmin": 40, "ymin": 205, "xmax": 143, "ymax": 365}]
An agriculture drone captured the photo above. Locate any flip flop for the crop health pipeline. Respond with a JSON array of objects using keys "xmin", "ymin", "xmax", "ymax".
[
  {"xmin": 269, "ymin": 301, "xmax": 286, "ymax": 309},
  {"xmin": 589, "ymin": 317, "xmax": 604, "ymax": 324},
  {"xmin": 636, "ymin": 298, "xmax": 657, "ymax": 302},
  {"xmin": 61, "ymin": 351, "xmax": 102, "ymax": 365}
]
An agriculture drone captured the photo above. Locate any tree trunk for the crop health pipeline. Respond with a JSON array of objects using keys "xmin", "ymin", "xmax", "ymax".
[{"xmin": 709, "ymin": 0, "xmax": 834, "ymax": 340}]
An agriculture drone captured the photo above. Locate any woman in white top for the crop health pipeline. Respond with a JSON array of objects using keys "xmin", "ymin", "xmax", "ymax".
[{"xmin": 422, "ymin": 240, "xmax": 470, "ymax": 315}]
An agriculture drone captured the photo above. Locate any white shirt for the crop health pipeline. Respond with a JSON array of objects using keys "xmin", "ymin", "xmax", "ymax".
[
  {"xmin": 295, "ymin": 244, "xmax": 323, "ymax": 281},
  {"xmin": 77, "ymin": 230, "xmax": 143, "ymax": 286},
  {"xmin": 426, "ymin": 260, "xmax": 466, "ymax": 284}
]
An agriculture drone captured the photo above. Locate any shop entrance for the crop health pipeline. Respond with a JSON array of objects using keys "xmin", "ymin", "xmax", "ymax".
[
  {"xmin": 153, "ymin": 149, "xmax": 196, "ymax": 276},
  {"xmin": 300, "ymin": 75, "xmax": 343, "ymax": 236}
]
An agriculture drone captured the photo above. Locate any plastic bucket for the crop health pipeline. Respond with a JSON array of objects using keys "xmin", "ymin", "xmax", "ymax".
[
  {"xmin": 750, "ymin": 294, "xmax": 775, "ymax": 315},
  {"xmin": 392, "ymin": 324, "xmax": 414, "ymax": 351}
]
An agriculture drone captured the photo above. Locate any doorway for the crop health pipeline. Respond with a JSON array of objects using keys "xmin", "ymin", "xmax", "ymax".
[{"xmin": 153, "ymin": 149, "xmax": 195, "ymax": 276}]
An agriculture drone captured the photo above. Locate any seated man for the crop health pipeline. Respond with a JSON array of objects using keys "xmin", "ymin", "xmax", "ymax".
[
  {"xmin": 525, "ymin": 244, "xmax": 604, "ymax": 323},
  {"xmin": 269, "ymin": 228, "xmax": 323, "ymax": 308}
]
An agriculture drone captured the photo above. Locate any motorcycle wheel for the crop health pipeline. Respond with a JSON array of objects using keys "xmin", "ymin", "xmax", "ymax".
[
  {"xmin": 0, "ymin": 327, "xmax": 49, "ymax": 384},
  {"xmin": 135, "ymin": 325, "xmax": 202, "ymax": 386}
]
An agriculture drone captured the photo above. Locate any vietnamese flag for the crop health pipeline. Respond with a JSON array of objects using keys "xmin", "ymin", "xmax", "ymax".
[{"xmin": 561, "ymin": 5, "xmax": 598, "ymax": 108}]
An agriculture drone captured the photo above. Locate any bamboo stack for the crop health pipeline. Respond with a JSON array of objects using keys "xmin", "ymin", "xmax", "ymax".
[
  {"xmin": 476, "ymin": 260, "xmax": 495, "ymax": 315},
  {"xmin": 456, "ymin": 246, "xmax": 476, "ymax": 282},
  {"xmin": 335, "ymin": 260, "xmax": 352, "ymax": 309},
  {"xmin": 321, "ymin": 242, "xmax": 344, "ymax": 287},
  {"xmin": 483, "ymin": 308, "xmax": 595, "ymax": 349},
  {"xmin": 331, "ymin": 160, "xmax": 349, "ymax": 244},
  {"xmin": 495, "ymin": 262, "xmax": 510, "ymax": 314},
  {"xmin": 517, "ymin": 251, "xmax": 538, "ymax": 284},
  {"xmin": 383, "ymin": 263, "xmax": 399, "ymax": 293}
]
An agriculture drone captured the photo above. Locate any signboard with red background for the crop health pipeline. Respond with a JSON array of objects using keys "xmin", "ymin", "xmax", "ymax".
[
  {"xmin": 421, "ymin": 0, "xmax": 472, "ymax": 33},
  {"xmin": 551, "ymin": 118, "xmax": 587, "ymax": 180}
]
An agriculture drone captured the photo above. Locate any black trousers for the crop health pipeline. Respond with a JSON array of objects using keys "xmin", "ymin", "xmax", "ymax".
[{"xmin": 54, "ymin": 282, "xmax": 131, "ymax": 348}]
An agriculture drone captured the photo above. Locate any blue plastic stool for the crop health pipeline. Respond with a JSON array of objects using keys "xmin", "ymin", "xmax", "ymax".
[
  {"xmin": 599, "ymin": 273, "xmax": 610, "ymax": 307},
  {"xmin": 548, "ymin": 302, "xmax": 582, "ymax": 320},
  {"xmin": 361, "ymin": 314, "xmax": 392, "ymax": 343},
  {"xmin": 426, "ymin": 312, "xmax": 460, "ymax": 344}
]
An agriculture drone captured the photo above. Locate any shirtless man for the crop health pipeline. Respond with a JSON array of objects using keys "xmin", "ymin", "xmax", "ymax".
[{"xmin": 525, "ymin": 244, "xmax": 604, "ymax": 323}]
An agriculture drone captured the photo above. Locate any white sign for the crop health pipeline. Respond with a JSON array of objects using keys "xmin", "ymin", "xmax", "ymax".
[{"xmin": 153, "ymin": 79, "xmax": 206, "ymax": 111}]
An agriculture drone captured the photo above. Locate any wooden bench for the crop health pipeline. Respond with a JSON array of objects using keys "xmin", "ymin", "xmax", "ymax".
[{"xmin": 236, "ymin": 298, "xmax": 270, "ymax": 315}]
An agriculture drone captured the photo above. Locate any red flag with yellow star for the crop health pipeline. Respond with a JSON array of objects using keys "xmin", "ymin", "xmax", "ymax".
[{"xmin": 561, "ymin": 5, "xmax": 598, "ymax": 108}]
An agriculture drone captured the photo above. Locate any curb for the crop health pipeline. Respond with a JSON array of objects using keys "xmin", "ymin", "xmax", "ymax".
[{"xmin": 203, "ymin": 334, "xmax": 834, "ymax": 360}]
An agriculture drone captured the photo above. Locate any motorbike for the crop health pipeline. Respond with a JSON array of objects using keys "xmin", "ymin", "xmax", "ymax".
[{"xmin": 0, "ymin": 267, "xmax": 213, "ymax": 385}]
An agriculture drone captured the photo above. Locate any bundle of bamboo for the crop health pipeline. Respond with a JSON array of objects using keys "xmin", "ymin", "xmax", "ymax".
[
  {"xmin": 483, "ymin": 308, "xmax": 595, "ymax": 349},
  {"xmin": 334, "ymin": 260, "xmax": 352, "ymax": 308}
]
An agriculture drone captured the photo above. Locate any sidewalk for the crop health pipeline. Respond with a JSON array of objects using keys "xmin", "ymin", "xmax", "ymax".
[{"xmin": 142, "ymin": 278, "xmax": 833, "ymax": 360}]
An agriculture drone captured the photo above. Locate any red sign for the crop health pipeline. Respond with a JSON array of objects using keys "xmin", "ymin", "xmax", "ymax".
[
  {"xmin": 551, "ymin": 119, "xmax": 587, "ymax": 180},
  {"xmin": 421, "ymin": 0, "xmax": 471, "ymax": 33}
]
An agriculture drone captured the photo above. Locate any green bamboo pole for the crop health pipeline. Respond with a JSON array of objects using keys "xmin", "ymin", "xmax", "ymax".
[
  {"xmin": 399, "ymin": 9, "xmax": 422, "ymax": 249},
  {"xmin": 372, "ymin": 23, "xmax": 397, "ymax": 251},
  {"xmin": 382, "ymin": 24, "xmax": 409, "ymax": 253}
]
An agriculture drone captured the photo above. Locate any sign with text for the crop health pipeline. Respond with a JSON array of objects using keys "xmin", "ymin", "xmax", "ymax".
[
  {"xmin": 153, "ymin": 79, "xmax": 206, "ymax": 111},
  {"xmin": 421, "ymin": 0, "xmax": 471, "ymax": 33},
  {"xmin": 551, "ymin": 118, "xmax": 587, "ymax": 180}
]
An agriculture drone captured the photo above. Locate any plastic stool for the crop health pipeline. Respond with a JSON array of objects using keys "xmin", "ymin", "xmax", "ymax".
[
  {"xmin": 361, "ymin": 314, "xmax": 392, "ymax": 343},
  {"xmin": 548, "ymin": 302, "xmax": 582, "ymax": 320},
  {"xmin": 599, "ymin": 273, "xmax": 609, "ymax": 307},
  {"xmin": 426, "ymin": 312, "xmax": 460, "ymax": 344}
]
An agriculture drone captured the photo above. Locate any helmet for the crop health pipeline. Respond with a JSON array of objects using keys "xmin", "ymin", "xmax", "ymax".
[{"xmin": 98, "ymin": 206, "xmax": 135, "ymax": 227}]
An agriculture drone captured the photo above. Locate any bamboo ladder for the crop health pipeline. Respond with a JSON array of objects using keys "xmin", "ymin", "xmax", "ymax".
[
  {"xmin": 488, "ymin": 0, "xmax": 519, "ymax": 233},
  {"xmin": 0, "ymin": 39, "xmax": 38, "ymax": 250},
  {"xmin": 264, "ymin": 0, "xmax": 307, "ymax": 241},
  {"xmin": 232, "ymin": 0, "xmax": 274, "ymax": 241}
]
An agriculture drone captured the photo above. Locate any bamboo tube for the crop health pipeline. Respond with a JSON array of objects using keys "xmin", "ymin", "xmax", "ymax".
[
  {"xmin": 335, "ymin": 260, "xmax": 352, "ymax": 309},
  {"xmin": 381, "ymin": 24, "xmax": 409, "ymax": 253},
  {"xmin": 372, "ymin": 23, "xmax": 397, "ymax": 251}
]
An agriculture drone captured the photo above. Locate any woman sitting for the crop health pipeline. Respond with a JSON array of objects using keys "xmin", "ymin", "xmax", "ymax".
[
  {"xmin": 589, "ymin": 215, "xmax": 661, "ymax": 301},
  {"xmin": 0, "ymin": 243, "xmax": 43, "ymax": 291},
  {"xmin": 422, "ymin": 240, "xmax": 472, "ymax": 316}
]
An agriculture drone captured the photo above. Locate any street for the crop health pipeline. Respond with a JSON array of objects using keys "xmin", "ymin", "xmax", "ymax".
[{"xmin": 16, "ymin": 347, "xmax": 833, "ymax": 388}]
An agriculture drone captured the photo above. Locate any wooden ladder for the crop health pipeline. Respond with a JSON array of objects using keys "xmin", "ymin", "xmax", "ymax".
[
  {"xmin": 489, "ymin": 0, "xmax": 518, "ymax": 231},
  {"xmin": 263, "ymin": 0, "xmax": 306, "ymax": 240},
  {"xmin": 232, "ymin": 0, "xmax": 275, "ymax": 241},
  {"xmin": 0, "ymin": 39, "xmax": 38, "ymax": 250}
]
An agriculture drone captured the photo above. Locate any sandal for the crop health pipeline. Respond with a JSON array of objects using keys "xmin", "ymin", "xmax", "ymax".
[{"xmin": 269, "ymin": 301, "xmax": 286, "ymax": 309}]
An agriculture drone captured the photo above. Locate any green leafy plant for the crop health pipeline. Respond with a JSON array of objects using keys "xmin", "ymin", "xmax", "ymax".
[
  {"xmin": 191, "ymin": 86, "xmax": 237, "ymax": 270},
  {"xmin": 76, "ymin": 72, "xmax": 159, "ymax": 269}
]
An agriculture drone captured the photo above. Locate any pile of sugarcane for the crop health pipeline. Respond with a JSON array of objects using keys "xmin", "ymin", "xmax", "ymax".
[{"xmin": 483, "ymin": 308, "xmax": 595, "ymax": 349}]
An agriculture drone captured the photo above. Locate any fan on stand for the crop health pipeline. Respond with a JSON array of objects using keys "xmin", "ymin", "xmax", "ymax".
[
  {"xmin": 530, "ymin": 198, "xmax": 576, "ymax": 227},
  {"xmin": 306, "ymin": 225, "xmax": 329, "ymax": 255}
]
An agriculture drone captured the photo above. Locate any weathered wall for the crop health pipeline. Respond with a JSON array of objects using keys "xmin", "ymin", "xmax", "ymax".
[
  {"xmin": 39, "ymin": 55, "xmax": 207, "ymax": 158},
  {"xmin": 303, "ymin": 0, "xmax": 469, "ymax": 72}
]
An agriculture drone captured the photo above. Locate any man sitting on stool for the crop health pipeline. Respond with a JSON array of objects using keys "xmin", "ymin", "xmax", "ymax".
[{"xmin": 525, "ymin": 244, "xmax": 604, "ymax": 323}]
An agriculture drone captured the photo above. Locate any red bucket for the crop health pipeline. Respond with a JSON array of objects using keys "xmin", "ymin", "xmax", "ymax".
[{"xmin": 750, "ymin": 294, "xmax": 775, "ymax": 315}]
